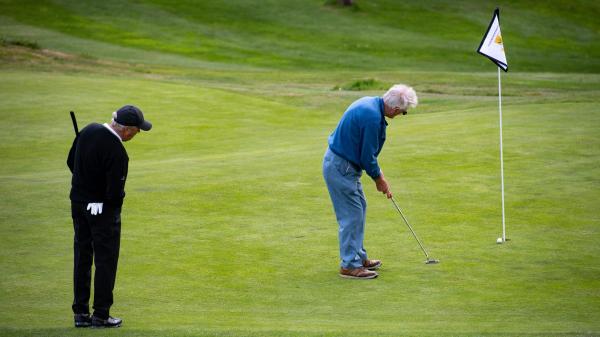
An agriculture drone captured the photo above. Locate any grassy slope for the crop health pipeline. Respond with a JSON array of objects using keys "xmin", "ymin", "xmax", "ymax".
[
  {"xmin": 0, "ymin": 0, "xmax": 599, "ymax": 336},
  {"xmin": 1, "ymin": 0, "xmax": 599, "ymax": 72}
]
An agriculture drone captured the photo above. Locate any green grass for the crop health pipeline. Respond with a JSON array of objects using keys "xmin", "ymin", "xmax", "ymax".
[
  {"xmin": 1, "ymin": 0, "xmax": 599, "ymax": 72},
  {"xmin": 0, "ymin": 1, "xmax": 599, "ymax": 336}
]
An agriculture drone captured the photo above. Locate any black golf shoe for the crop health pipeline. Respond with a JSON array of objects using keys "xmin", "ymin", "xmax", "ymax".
[
  {"xmin": 91, "ymin": 315, "xmax": 122, "ymax": 328},
  {"xmin": 74, "ymin": 313, "xmax": 92, "ymax": 328}
]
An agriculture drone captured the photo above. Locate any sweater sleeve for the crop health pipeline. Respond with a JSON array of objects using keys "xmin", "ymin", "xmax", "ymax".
[
  {"xmin": 104, "ymin": 149, "xmax": 128, "ymax": 207},
  {"xmin": 360, "ymin": 121, "xmax": 382, "ymax": 180}
]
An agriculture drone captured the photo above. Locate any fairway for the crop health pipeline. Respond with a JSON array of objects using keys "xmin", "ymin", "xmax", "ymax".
[{"xmin": 1, "ymin": 1, "xmax": 599, "ymax": 336}]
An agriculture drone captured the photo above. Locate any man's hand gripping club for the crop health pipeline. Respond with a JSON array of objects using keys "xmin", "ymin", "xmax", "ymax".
[{"xmin": 375, "ymin": 170, "xmax": 393, "ymax": 199}]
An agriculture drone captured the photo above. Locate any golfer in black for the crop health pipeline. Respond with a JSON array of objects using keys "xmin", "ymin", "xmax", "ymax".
[{"xmin": 67, "ymin": 105, "xmax": 151, "ymax": 328}]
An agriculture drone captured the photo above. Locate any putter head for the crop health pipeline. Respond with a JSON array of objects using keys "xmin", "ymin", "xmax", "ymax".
[{"xmin": 425, "ymin": 258, "xmax": 439, "ymax": 264}]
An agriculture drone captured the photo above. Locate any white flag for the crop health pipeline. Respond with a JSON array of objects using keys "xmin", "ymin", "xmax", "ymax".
[{"xmin": 477, "ymin": 8, "xmax": 508, "ymax": 72}]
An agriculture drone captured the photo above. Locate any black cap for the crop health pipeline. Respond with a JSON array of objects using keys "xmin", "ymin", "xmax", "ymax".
[{"xmin": 115, "ymin": 105, "xmax": 152, "ymax": 131}]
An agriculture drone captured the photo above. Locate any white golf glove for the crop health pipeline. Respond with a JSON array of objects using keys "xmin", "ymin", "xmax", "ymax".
[{"xmin": 86, "ymin": 203, "xmax": 103, "ymax": 215}]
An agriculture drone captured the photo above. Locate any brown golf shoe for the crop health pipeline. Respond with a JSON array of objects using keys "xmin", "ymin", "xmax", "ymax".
[
  {"xmin": 339, "ymin": 267, "xmax": 378, "ymax": 279},
  {"xmin": 362, "ymin": 259, "xmax": 382, "ymax": 270}
]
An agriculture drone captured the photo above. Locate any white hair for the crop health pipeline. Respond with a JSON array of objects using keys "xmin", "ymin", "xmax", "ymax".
[
  {"xmin": 383, "ymin": 84, "xmax": 418, "ymax": 110},
  {"xmin": 111, "ymin": 111, "xmax": 136, "ymax": 131}
]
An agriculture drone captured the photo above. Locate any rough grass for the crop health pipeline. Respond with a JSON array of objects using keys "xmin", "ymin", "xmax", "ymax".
[{"xmin": 0, "ymin": 0, "xmax": 599, "ymax": 72}]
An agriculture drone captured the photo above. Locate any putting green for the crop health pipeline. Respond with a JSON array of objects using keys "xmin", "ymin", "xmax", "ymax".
[{"xmin": 1, "ymin": 1, "xmax": 599, "ymax": 336}]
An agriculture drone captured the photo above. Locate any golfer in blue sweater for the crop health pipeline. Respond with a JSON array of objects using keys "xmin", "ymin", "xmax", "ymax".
[{"xmin": 323, "ymin": 84, "xmax": 418, "ymax": 279}]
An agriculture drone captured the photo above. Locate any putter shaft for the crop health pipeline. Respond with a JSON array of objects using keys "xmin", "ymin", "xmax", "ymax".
[{"xmin": 391, "ymin": 197, "xmax": 434, "ymax": 261}]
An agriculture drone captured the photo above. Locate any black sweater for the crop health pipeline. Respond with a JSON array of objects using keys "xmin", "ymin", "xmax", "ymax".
[{"xmin": 68, "ymin": 123, "xmax": 129, "ymax": 207}]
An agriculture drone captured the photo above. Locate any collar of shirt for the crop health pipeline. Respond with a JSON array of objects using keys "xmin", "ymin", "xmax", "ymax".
[
  {"xmin": 103, "ymin": 123, "xmax": 123, "ymax": 142},
  {"xmin": 378, "ymin": 97, "xmax": 388, "ymax": 126}
]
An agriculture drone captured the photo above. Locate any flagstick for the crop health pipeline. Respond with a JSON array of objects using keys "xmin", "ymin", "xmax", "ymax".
[{"xmin": 498, "ymin": 67, "xmax": 507, "ymax": 242}]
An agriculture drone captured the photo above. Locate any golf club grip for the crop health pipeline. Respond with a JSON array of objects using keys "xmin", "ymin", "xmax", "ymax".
[{"xmin": 70, "ymin": 111, "xmax": 79, "ymax": 135}]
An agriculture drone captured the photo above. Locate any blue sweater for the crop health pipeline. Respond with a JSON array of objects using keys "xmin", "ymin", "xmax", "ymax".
[{"xmin": 328, "ymin": 96, "xmax": 387, "ymax": 179}]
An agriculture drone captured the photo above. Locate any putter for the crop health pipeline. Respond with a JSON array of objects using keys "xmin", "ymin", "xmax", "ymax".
[
  {"xmin": 390, "ymin": 197, "xmax": 439, "ymax": 264},
  {"xmin": 70, "ymin": 111, "xmax": 79, "ymax": 135}
]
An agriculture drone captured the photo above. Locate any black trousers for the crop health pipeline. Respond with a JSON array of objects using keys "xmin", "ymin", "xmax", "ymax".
[{"xmin": 71, "ymin": 202, "xmax": 121, "ymax": 319}]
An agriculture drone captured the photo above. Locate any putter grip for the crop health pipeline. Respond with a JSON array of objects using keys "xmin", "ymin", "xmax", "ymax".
[{"xmin": 70, "ymin": 111, "xmax": 79, "ymax": 135}]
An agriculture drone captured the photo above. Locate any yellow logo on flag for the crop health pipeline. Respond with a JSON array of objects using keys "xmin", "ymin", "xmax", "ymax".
[{"xmin": 495, "ymin": 35, "xmax": 503, "ymax": 45}]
